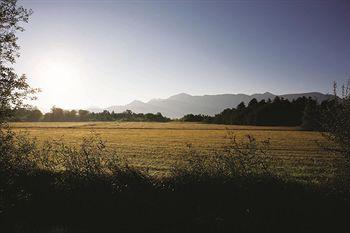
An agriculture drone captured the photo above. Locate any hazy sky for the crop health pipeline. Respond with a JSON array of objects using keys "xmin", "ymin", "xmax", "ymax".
[{"xmin": 15, "ymin": 0, "xmax": 350, "ymax": 110}]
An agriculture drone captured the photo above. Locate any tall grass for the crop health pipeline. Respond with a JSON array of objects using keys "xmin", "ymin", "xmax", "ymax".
[{"xmin": 0, "ymin": 128, "xmax": 349, "ymax": 233}]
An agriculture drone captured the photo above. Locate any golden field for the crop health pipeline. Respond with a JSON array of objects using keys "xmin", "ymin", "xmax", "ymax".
[{"xmin": 10, "ymin": 122, "xmax": 343, "ymax": 181}]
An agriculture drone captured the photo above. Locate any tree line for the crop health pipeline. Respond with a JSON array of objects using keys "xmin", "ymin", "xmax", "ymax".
[
  {"xmin": 10, "ymin": 107, "xmax": 171, "ymax": 122},
  {"xmin": 11, "ymin": 96, "xmax": 336, "ymax": 130},
  {"xmin": 181, "ymin": 96, "xmax": 335, "ymax": 130}
]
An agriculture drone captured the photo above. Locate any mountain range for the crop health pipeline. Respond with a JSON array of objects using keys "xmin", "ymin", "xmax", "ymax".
[{"xmin": 88, "ymin": 92, "xmax": 331, "ymax": 119}]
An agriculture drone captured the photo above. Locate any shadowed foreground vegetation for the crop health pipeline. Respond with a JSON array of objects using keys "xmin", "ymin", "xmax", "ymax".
[
  {"xmin": 1, "ymin": 129, "xmax": 349, "ymax": 233},
  {"xmin": 8, "ymin": 121, "xmax": 345, "ymax": 181}
]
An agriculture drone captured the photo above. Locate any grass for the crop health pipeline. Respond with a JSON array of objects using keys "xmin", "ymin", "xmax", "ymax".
[
  {"xmin": 9, "ymin": 121, "xmax": 344, "ymax": 182},
  {"xmin": 1, "ymin": 123, "xmax": 349, "ymax": 233}
]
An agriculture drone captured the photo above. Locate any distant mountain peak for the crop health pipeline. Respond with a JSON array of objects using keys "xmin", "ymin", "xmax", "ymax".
[
  {"xmin": 168, "ymin": 93, "xmax": 192, "ymax": 99},
  {"xmin": 129, "ymin": 100, "xmax": 145, "ymax": 105}
]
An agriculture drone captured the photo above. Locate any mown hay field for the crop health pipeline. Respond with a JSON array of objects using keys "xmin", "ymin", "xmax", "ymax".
[{"xmin": 10, "ymin": 122, "xmax": 344, "ymax": 181}]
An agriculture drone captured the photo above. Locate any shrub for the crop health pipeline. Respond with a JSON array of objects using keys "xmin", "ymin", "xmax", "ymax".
[
  {"xmin": 172, "ymin": 131, "xmax": 272, "ymax": 180},
  {"xmin": 319, "ymin": 82, "xmax": 350, "ymax": 179},
  {"xmin": 1, "ymin": 128, "xmax": 349, "ymax": 233}
]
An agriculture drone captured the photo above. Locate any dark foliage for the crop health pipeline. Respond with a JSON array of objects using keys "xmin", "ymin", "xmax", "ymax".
[
  {"xmin": 10, "ymin": 107, "xmax": 43, "ymax": 122},
  {"xmin": 301, "ymin": 100, "xmax": 321, "ymax": 130},
  {"xmin": 181, "ymin": 96, "xmax": 331, "ymax": 130},
  {"xmin": 181, "ymin": 113, "xmax": 213, "ymax": 123},
  {"xmin": 2, "ymin": 170, "xmax": 349, "ymax": 233},
  {"xmin": 0, "ymin": 130, "xmax": 349, "ymax": 233},
  {"xmin": 88, "ymin": 109, "xmax": 171, "ymax": 122},
  {"xmin": 213, "ymin": 97, "xmax": 317, "ymax": 126},
  {"xmin": 320, "ymin": 82, "xmax": 350, "ymax": 161},
  {"xmin": 10, "ymin": 107, "xmax": 171, "ymax": 122},
  {"xmin": 0, "ymin": 0, "xmax": 37, "ymax": 124}
]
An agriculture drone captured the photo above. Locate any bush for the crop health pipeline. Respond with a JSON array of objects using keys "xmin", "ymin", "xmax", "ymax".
[
  {"xmin": 319, "ymin": 82, "xmax": 350, "ymax": 179},
  {"xmin": 172, "ymin": 131, "xmax": 272, "ymax": 180},
  {"xmin": 1, "ymin": 128, "xmax": 349, "ymax": 233}
]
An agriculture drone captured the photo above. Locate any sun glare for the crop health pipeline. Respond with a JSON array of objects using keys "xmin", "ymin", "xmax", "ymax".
[
  {"xmin": 33, "ymin": 50, "xmax": 86, "ymax": 109},
  {"xmin": 41, "ymin": 58, "xmax": 78, "ymax": 86}
]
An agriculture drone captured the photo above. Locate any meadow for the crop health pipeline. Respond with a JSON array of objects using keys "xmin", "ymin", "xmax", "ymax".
[{"xmin": 10, "ymin": 121, "xmax": 343, "ymax": 182}]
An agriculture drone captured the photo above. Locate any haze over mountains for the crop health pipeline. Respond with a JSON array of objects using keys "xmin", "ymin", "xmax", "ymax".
[{"xmin": 89, "ymin": 92, "xmax": 331, "ymax": 119}]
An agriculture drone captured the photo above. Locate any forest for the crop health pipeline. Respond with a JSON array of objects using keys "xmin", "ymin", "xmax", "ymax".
[{"xmin": 181, "ymin": 96, "xmax": 337, "ymax": 130}]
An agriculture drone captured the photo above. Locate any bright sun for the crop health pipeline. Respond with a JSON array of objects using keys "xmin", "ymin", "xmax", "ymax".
[
  {"xmin": 33, "ymin": 50, "xmax": 86, "ymax": 109},
  {"xmin": 41, "ymin": 58, "xmax": 78, "ymax": 87}
]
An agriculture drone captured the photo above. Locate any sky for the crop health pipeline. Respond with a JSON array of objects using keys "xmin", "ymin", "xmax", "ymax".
[{"xmin": 14, "ymin": 0, "xmax": 350, "ymax": 111}]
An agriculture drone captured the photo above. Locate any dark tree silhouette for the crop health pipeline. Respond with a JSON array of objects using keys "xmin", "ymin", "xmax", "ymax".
[
  {"xmin": 321, "ymin": 81, "xmax": 350, "ymax": 159},
  {"xmin": 248, "ymin": 98, "xmax": 258, "ymax": 107},
  {"xmin": 181, "ymin": 96, "xmax": 335, "ymax": 128},
  {"xmin": 11, "ymin": 107, "xmax": 42, "ymax": 121},
  {"xmin": 0, "ymin": 0, "xmax": 36, "ymax": 124},
  {"xmin": 301, "ymin": 98, "xmax": 321, "ymax": 131}
]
